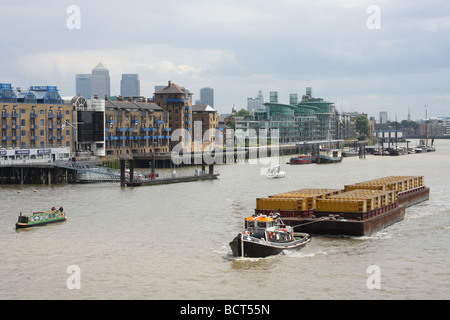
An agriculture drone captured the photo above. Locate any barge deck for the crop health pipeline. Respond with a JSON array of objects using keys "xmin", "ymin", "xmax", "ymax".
[{"xmin": 254, "ymin": 176, "xmax": 430, "ymax": 237}]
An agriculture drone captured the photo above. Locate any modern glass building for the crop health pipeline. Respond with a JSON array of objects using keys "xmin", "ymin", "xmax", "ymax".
[
  {"xmin": 235, "ymin": 88, "xmax": 336, "ymax": 143},
  {"xmin": 76, "ymin": 74, "xmax": 91, "ymax": 98},
  {"xmin": 90, "ymin": 63, "xmax": 110, "ymax": 98},
  {"xmin": 200, "ymin": 87, "xmax": 214, "ymax": 108},
  {"xmin": 120, "ymin": 74, "xmax": 140, "ymax": 97}
]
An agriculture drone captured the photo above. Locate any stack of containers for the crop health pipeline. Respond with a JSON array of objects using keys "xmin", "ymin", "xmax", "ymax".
[
  {"xmin": 344, "ymin": 176, "xmax": 424, "ymax": 193},
  {"xmin": 316, "ymin": 189, "xmax": 398, "ymax": 213},
  {"xmin": 256, "ymin": 189, "xmax": 342, "ymax": 215}
]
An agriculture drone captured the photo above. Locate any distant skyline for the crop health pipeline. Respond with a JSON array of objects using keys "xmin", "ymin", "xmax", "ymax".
[{"xmin": 1, "ymin": 1, "xmax": 449, "ymax": 121}]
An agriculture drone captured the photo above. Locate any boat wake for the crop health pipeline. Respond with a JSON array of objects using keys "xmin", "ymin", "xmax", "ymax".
[{"xmin": 282, "ymin": 249, "xmax": 327, "ymax": 258}]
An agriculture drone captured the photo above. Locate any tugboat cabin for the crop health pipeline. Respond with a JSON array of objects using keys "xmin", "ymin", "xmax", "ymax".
[{"xmin": 245, "ymin": 215, "xmax": 275, "ymax": 229}]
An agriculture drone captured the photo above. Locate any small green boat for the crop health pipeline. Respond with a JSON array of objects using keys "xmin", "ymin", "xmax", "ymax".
[{"xmin": 16, "ymin": 210, "xmax": 67, "ymax": 229}]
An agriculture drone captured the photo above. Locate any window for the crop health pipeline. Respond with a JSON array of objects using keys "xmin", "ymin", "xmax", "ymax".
[
  {"xmin": 40, "ymin": 119, "xmax": 44, "ymax": 127},
  {"xmin": 21, "ymin": 119, "xmax": 26, "ymax": 126},
  {"xmin": 40, "ymin": 110, "xmax": 44, "ymax": 115},
  {"xmin": 66, "ymin": 130, "xmax": 70, "ymax": 136},
  {"xmin": 66, "ymin": 110, "xmax": 70, "ymax": 115},
  {"xmin": 40, "ymin": 130, "xmax": 44, "ymax": 136}
]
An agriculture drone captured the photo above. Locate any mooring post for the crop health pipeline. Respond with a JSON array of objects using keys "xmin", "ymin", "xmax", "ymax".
[
  {"xmin": 129, "ymin": 159, "xmax": 134, "ymax": 183},
  {"xmin": 120, "ymin": 159, "xmax": 126, "ymax": 187},
  {"xmin": 209, "ymin": 163, "xmax": 214, "ymax": 175},
  {"xmin": 151, "ymin": 153, "xmax": 155, "ymax": 174}
]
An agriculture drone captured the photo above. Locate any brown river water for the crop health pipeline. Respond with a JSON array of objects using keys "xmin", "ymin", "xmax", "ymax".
[{"xmin": 0, "ymin": 139, "xmax": 449, "ymax": 300}]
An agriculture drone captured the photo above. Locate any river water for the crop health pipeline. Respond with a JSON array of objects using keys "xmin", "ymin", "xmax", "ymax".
[{"xmin": 0, "ymin": 139, "xmax": 449, "ymax": 300}]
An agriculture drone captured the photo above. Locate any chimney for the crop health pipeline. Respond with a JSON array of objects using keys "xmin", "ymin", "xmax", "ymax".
[{"xmin": 168, "ymin": 80, "xmax": 172, "ymax": 87}]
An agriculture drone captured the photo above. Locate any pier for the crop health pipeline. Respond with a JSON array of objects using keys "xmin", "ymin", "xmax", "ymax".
[{"xmin": 120, "ymin": 156, "xmax": 219, "ymax": 187}]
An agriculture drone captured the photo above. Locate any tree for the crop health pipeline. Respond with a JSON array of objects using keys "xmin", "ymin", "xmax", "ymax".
[
  {"xmin": 234, "ymin": 108, "xmax": 250, "ymax": 117},
  {"xmin": 355, "ymin": 115, "xmax": 370, "ymax": 138}
]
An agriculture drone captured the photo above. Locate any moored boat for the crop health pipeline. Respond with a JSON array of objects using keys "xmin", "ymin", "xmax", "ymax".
[
  {"xmin": 229, "ymin": 213, "xmax": 311, "ymax": 258},
  {"xmin": 317, "ymin": 148, "xmax": 343, "ymax": 163},
  {"xmin": 16, "ymin": 209, "xmax": 67, "ymax": 229},
  {"xmin": 288, "ymin": 154, "xmax": 316, "ymax": 164},
  {"xmin": 342, "ymin": 148, "xmax": 359, "ymax": 157}
]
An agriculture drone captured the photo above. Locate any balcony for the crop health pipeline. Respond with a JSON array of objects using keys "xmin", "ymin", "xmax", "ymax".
[
  {"xmin": 57, "ymin": 135, "xmax": 65, "ymax": 140},
  {"xmin": 30, "ymin": 112, "xmax": 37, "ymax": 118},
  {"xmin": 49, "ymin": 135, "xmax": 56, "ymax": 140},
  {"xmin": 30, "ymin": 124, "xmax": 38, "ymax": 130},
  {"xmin": 2, "ymin": 136, "xmax": 11, "ymax": 141},
  {"xmin": 11, "ymin": 124, "xmax": 21, "ymax": 130},
  {"xmin": 1, "ymin": 112, "xmax": 10, "ymax": 118},
  {"xmin": 166, "ymin": 99, "xmax": 188, "ymax": 103},
  {"xmin": 30, "ymin": 136, "xmax": 38, "ymax": 141},
  {"xmin": 48, "ymin": 113, "xmax": 55, "ymax": 119},
  {"xmin": 11, "ymin": 112, "xmax": 19, "ymax": 118},
  {"xmin": 57, "ymin": 113, "xmax": 64, "ymax": 119},
  {"xmin": 48, "ymin": 125, "xmax": 55, "ymax": 130},
  {"xmin": 2, "ymin": 124, "xmax": 10, "ymax": 129},
  {"xmin": 11, "ymin": 136, "xmax": 21, "ymax": 141}
]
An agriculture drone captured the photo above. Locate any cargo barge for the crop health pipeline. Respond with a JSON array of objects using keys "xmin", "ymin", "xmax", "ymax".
[{"xmin": 253, "ymin": 176, "xmax": 429, "ymax": 236}]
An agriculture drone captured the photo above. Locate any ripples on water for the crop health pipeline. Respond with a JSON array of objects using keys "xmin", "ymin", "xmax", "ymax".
[{"xmin": 0, "ymin": 139, "xmax": 449, "ymax": 299}]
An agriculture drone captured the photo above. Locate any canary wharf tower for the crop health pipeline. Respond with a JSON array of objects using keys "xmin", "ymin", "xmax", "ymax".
[{"xmin": 90, "ymin": 63, "xmax": 110, "ymax": 98}]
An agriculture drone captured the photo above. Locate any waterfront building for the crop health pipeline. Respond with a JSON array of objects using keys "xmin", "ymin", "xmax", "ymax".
[
  {"xmin": 247, "ymin": 90, "xmax": 264, "ymax": 113},
  {"xmin": 104, "ymin": 99, "xmax": 170, "ymax": 155},
  {"xmin": 235, "ymin": 87, "xmax": 337, "ymax": 143},
  {"xmin": 192, "ymin": 104, "xmax": 220, "ymax": 148},
  {"xmin": 90, "ymin": 63, "xmax": 110, "ymax": 98},
  {"xmin": 154, "ymin": 81, "xmax": 193, "ymax": 149},
  {"xmin": 71, "ymin": 95, "xmax": 106, "ymax": 157},
  {"xmin": 75, "ymin": 74, "xmax": 91, "ymax": 98},
  {"xmin": 120, "ymin": 74, "xmax": 140, "ymax": 97},
  {"xmin": 1, "ymin": 83, "xmax": 74, "ymax": 151},
  {"xmin": 200, "ymin": 87, "xmax": 214, "ymax": 108}
]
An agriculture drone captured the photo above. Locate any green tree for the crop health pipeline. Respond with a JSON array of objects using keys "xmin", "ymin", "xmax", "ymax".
[
  {"xmin": 234, "ymin": 108, "xmax": 250, "ymax": 117},
  {"xmin": 355, "ymin": 115, "xmax": 370, "ymax": 138}
]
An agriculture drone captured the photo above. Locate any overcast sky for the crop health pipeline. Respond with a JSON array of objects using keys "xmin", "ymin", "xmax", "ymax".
[{"xmin": 1, "ymin": 0, "xmax": 449, "ymax": 120}]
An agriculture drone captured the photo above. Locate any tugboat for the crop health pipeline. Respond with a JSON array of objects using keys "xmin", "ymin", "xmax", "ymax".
[
  {"xmin": 15, "ymin": 208, "xmax": 67, "ymax": 229},
  {"xmin": 288, "ymin": 154, "xmax": 316, "ymax": 165},
  {"xmin": 229, "ymin": 213, "xmax": 311, "ymax": 258}
]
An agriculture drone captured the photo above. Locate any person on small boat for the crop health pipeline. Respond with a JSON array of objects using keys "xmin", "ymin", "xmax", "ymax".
[
  {"xmin": 59, "ymin": 206, "xmax": 64, "ymax": 213},
  {"xmin": 51, "ymin": 206, "xmax": 56, "ymax": 211}
]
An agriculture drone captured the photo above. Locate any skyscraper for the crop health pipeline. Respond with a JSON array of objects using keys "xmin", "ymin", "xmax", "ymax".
[
  {"xmin": 76, "ymin": 74, "xmax": 91, "ymax": 98},
  {"xmin": 120, "ymin": 74, "xmax": 140, "ymax": 97},
  {"xmin": 247, "ymin": 90, "xmax": 264, "ymax": 113},
  {"xmin": 90, "ymin": 63, "xmax": 110, "ymax": 98},
  {"xmin": 200, "ymin": 87, "xmax": 214, "ymax": 107},
  {"xmin": 379, "ymin": 111, "xmax": 388, "ymax": 124}
]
